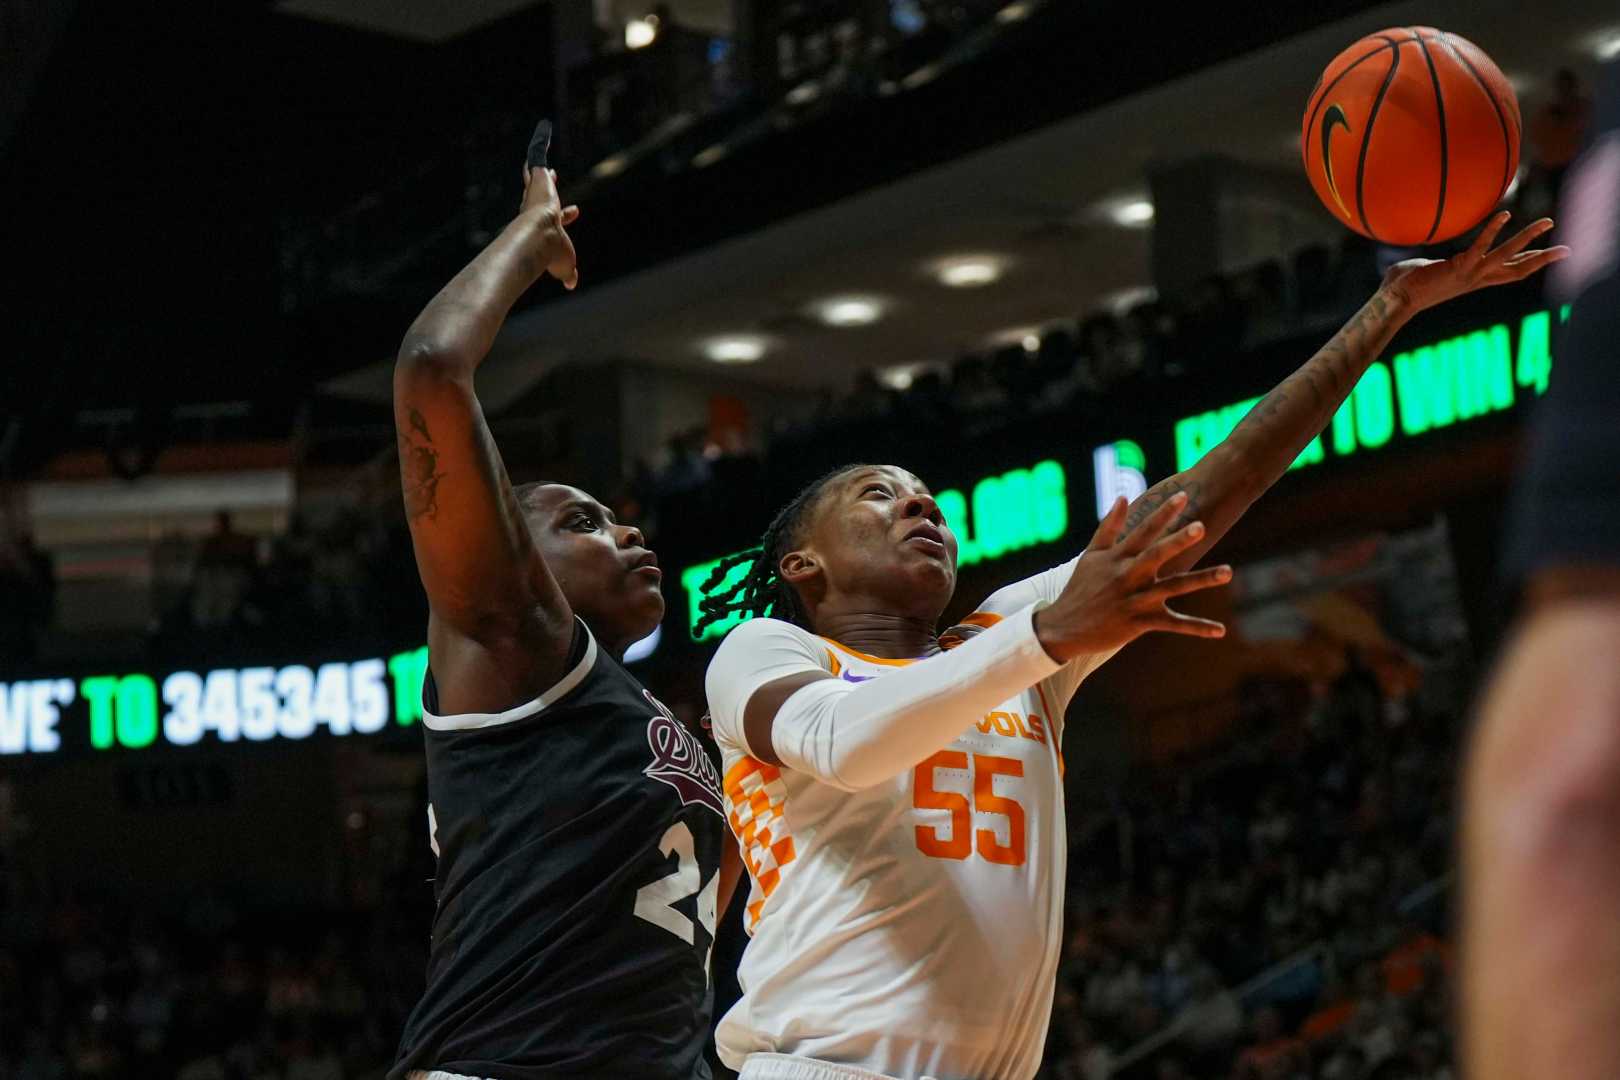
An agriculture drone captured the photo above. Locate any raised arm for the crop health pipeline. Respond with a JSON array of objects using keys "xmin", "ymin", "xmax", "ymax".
[
  {"xmin": 711, "ymin": 499, "xmax": 1228, "ymax": 790},
  {"xmin": 395, "ymin": 163, "xmax": 582, "ymax": 709},
  {"xmin": 1122, "ymin": 212, "xmax": 1568, "ymax": 573}
]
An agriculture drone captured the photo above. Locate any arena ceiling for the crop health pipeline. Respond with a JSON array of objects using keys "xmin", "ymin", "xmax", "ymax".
[{"xmin": 325, "ymin": 0, "xmax": 1620, "ymax": 408}]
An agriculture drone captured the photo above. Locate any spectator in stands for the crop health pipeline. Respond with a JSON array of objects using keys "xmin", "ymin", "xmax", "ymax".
[
  {"xmin": 950, "ymin": 354, "xmax": 1008, "ymax": 415},
  {"xmin": 1078, "ymin": 313, "xmax": 1128, "ymax": 388},
  {"xmin": 1232, "ymin": 1005, "xmax": 1305, "ymax": 1078},
  {"xmin": 1526, "ymin": 68, "xmax": 1593, "ymax": 217},
  {"xmin": 843, "ymin": 369, "xmax": 893, "ymax": 421},
  {"xmin": 190, "ymin": 510, "xmax": 258, "ymax": 629},
  {"xmin": 0, "ymin": 525, "xmax": 54, "ymax": 661}
]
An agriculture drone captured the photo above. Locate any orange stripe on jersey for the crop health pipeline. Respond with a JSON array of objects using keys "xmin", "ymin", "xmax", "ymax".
[
  {"xmin": 938, "ymin": 610, "xmax": 1005, "ymax": 650},
  {"xmin": 722, "ymin": 754, "xmax": 797, "ymax": 934},
  {"xmin": 825, "ymin": 649, "xmax": 843, "ymax": 676}
]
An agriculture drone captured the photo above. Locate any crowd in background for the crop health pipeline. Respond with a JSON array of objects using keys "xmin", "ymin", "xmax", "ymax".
[
  {"xmin": 1, "ymin": 652, "xmax": 1466, "ymax": 1080},
  {"xmin": 0, "ymin": 527, "xmax": 55, "ymax": 663},
  {"xmin": 1047, "ymin": 667, "xmax": 1461, "ymax": 1079},
  {"xmin": 141, "ymin": 510, "xmax": 422, "ymax": 660}
]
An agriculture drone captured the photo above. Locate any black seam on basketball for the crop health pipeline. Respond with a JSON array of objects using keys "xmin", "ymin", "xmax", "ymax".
[
  {"xmin": 1303, "ymin": 39, "xmax": 1399, "ymax": 174},
  {"xmin": 1414, "ymin": 30, "xmax": 1448, "ymax": 243},
  {"xmin": 1356, "ymin": 37, "xmax": 1403, "ymax": 243},
  {"xmin": 1435, "ymin": 32, "xmax": 1512, "ymax": 200}
]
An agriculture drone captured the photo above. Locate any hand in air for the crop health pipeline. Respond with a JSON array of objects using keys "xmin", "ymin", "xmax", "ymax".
[
  {"xmin": 520, "ymin": 164, "xmax": 581, "ymax": 290},
  {"xmin": 1382, "ymin": 212, "xmax": 1570, "ymax": 312},
  {"xmin": 1034, "ymin": 493, "xmax": 1232, "ymax": 663}
]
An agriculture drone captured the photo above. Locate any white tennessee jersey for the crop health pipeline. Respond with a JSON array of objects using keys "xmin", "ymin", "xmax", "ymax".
[{"xmin": 706, "ymin": 557, "xmax": 1116, "ymax": 1080}]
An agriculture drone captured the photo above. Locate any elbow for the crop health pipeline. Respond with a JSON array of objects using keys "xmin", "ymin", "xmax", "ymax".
[
  {"xmin": 1469, "ymin": 626, "xmax": 1620, "ymax": 875},
  {"xmin": 1474, "ymin": 722, "xmax": 1620, "ymax": 869},
  {"xmin": 395, "ymin": 338, "xmax": 472, "ymax": 387}
]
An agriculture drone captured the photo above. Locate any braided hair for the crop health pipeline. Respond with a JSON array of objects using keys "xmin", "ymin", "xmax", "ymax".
[{"xmin": 694, "ymin": 464, "xmax": 877, "ymax": 635}]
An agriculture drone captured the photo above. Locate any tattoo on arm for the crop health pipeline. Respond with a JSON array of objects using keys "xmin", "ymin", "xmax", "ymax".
[
  {"xmin": 399, "ymin": 406, "xmax": 446, "ymax": 522},
  {"xmin": 1233, "ymin": 293, "xmax": 1394, "ymax": 445},
  {"xmin": 1123, "ymin": 476, "xmax": 1204, "ymax": 537}
]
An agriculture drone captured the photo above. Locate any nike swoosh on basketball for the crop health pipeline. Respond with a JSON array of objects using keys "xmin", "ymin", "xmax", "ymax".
[{"xmin": 1321, "ymin": 104, "xmax": 1352, "ymax": 217}]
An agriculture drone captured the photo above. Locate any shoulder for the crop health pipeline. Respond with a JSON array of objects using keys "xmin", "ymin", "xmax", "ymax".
[
  {"xmin": 705, "ymin": 617, "xmax": 833, "ymax": 703},
  {"xmin": 711, "ymin": 616, "xmax": 827, "ymax": 663}
]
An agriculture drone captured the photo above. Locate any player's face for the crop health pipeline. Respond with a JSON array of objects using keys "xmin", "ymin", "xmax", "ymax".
[
  {"xmin": 523, "ymin": 485, "xmax": 664, "ymax": 650},
  {"xmin": 796, "ymin": 465, "xmax": 958, "ymax": 618}
]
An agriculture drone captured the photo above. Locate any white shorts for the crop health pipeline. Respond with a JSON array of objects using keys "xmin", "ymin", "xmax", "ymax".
[{"xmin": 737, "ymin": 1054, "xmax": 937, "ymax": 1080}]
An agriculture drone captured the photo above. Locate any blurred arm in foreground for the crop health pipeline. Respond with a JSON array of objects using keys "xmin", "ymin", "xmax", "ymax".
[{"xmin": 1463, "ymin": 59, "xmax": 1620, "ymax": 1080}]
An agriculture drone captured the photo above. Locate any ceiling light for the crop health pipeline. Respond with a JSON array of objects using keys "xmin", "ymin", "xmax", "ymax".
[
  {"xmin": 987, "ymin": 325, "xmax": 1043, "ymax": 348},
  {"xmin": 815, "ymin": 296, "xmax": 885, "ymax": 326},
  {"xmin": 902, "ymin": 64, "xmax": 941, "ymax": 91},
  {"xmin": 703, "ymin": 335, "xmax": 767, "ymax": 364},
  {"xmin": 1591, "ymin": 28, "xmax": 1620, "ymax": 60},
  {"xmin": 996, "ymin": 2, "xmax": 1033, "ymax": 23},
  {"xmin": 591, "ymin": 154, "xmax": 629, "ymax": 179},
  {"xmin": 785, "ymin": 81, "xmax": 821, "ymax": 106},
  {"xmin": 625, "ymin": 17, "xmax": 657, "ymax": 49},
  {"xmin": 1100, "ymin": 285, "xmax": 1158, "ymax": 313},
  {"xmin": 1022, "ymin": 334, "xmax": 1041, "ymax": 353},
  {"xmin": 1111, "ymin": 199, "xmax": 1155, "ymax": 226},
  {"xmin": 692, "ymin": 144, "xmax": 729, "ymax": 169},
  {"xmin": 878, "ymin": 365, "xmax": 922, "ymax": 390},
  {"xmin": 935, "ymin": 255, "xmax": 1005, "ymax": 287}
]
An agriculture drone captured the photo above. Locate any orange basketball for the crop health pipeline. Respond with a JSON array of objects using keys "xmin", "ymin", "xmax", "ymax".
[{"xmin": 1302, "ymin": 27, "xmax": 1520, "ymax": 246}]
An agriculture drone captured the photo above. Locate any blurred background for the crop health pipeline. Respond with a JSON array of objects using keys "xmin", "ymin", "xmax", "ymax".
[{"xmin": 1, "ymin": 0, "xmax": 1615, "ymax": 1077}]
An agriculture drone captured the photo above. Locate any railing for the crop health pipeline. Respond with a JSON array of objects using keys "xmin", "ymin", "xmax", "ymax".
[
  {"xmin": 1102, "ymin": 873, "xmax": 1454, "ymax": 1076},
  {"xmin": 1104, "ymin": 942, "xmax": 1333, "ymax": 1077}
]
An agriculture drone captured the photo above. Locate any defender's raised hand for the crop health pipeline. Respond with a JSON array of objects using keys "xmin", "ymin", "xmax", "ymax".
[
  {"xmin": 520, "ymin": 164, "xmax": 581, "ymax": 290},
  {"xmin": 1034, "ymin": 493, "xmax": 1233, "ymax": 663}
]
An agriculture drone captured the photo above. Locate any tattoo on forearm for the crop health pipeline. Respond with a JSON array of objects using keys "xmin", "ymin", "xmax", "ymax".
[
  {"xmin": 408, "ymin": 406, "xmax": 432, "ymax": 445},
  {"xmin": 399, "ymin": 407, "xmax": 446, "ymax": 522},
  {"xmin": 1234, "ymin": 292, "xmax": 1396, "ymax": 446},
  {"xmin": 1124, "ymin": 476, "xmax": 1204, "ymax": 536}
]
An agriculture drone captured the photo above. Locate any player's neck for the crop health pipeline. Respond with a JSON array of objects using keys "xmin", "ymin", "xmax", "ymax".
[{"xmin": 812, "ymin": 610, "xmax": 941, "ymax": 661}]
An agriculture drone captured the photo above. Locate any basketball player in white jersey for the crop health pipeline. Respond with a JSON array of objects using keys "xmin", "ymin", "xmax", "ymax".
[{"xmin": 697, "ymin": 213, "xmax": 1564, "ymax": 1080}]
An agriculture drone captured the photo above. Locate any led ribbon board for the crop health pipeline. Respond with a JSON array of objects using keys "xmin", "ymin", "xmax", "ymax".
[
  {"xmin": 1, "ymin": 647, "xmax": 430, "ymax": 757},
  {"xmin": 681, "ymin": 460, "xmax": 1069, "ymax": 641},
  {"xmin": 1173, "ymin": 307, "xmax": 1565, "ymax": 472}
]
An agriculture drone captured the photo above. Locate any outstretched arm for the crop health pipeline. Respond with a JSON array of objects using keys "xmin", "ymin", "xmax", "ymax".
[
  {"xmin": 395, "ymin": 164, "xmax": 582, "ymax": 711},
  {"xmin": 1122, "ymin": 213, "xmax": 1568, "ymax": 573},
  {"xmin": 710, "ymin": 499, "xmax": 1228, "ymax": 790}
]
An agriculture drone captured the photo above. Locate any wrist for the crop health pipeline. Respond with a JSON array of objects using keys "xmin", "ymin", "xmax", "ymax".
[
  {"xmin": 1375, "ymin": 281, "xmax": 1420, "ymax": 320},
  {"xmin": 1030, "ymin": 602, "xmax": 1070, "ymax": 664},
  {"xmin": 509, "ymin": 206, "xmax": 562, "ymax": 251}
]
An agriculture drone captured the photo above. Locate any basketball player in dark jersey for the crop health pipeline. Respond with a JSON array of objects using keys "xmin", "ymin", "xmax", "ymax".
[
  {"xmin": 387, "ymin": 136, "xmax": 737, "ymax": 1080},
  {"xmin": 1464, "ymin": 59, "xmax": 1620, "ymax": 1080}
]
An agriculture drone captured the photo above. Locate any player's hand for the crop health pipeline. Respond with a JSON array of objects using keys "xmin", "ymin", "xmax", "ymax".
[
  {"xmin": 1381, "ymin": 212, "xmax": 1570, "ymax": 312},
  {"xmin": 519, "ymin": 164, "xmax": 581, "ymax": 290},
  {"xmin": 1033, "ymin": 493, "xmax": 1232, "ymax": 663}
]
